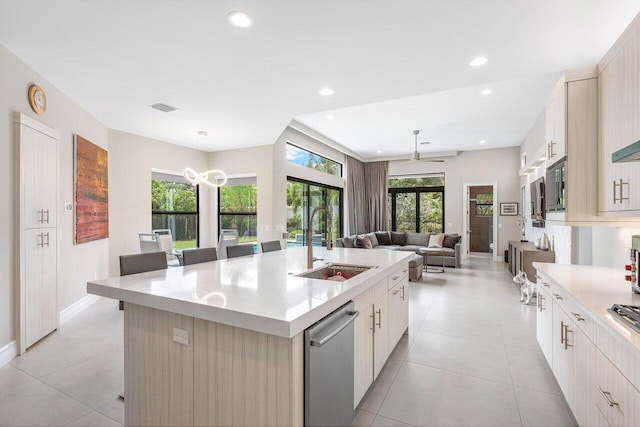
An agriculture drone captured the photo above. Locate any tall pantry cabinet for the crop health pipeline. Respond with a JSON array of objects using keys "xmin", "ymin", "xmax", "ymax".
[{"xmin": 15, "ymin": 113, "xmax": 60, "ymax": 354}]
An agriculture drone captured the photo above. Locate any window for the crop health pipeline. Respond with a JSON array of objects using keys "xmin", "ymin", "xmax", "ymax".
[
  {"xmin": 474, "ymin": 193, "xmax": 493, "ymax": 216},
  {"xmin": 151, "ymin": 172, "xmax": 198, "ymax": 250},
  {"xmin": 218, "ymin": 178, "xmax": 257, "ymax": 246},
  {"xmin": 388, "ymin": 175, "xmax": 445, "ymax": 233},
  {"xmin": 286, "ymin": 178, "xmax": 342, "ymax": 248},
  {"xmin": 286, "ymin": 142, "xmax": 343, "ymax": 177}
]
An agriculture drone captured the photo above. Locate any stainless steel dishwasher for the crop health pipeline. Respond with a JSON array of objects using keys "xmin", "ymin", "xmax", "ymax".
[{"xmin": 305, "ymin": 301, "xmax": 359, "ymax": 427}]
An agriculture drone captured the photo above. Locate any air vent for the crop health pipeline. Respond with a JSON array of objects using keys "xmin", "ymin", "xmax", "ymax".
[{"xmin": 150, "ymin": 103, "xmax": 179, "ymax": 113}]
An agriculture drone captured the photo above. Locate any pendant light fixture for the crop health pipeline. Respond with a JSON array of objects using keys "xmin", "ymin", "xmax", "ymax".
[{"xmin": 183, "ymin": 168, "xmax": 227, "ymax": 188}]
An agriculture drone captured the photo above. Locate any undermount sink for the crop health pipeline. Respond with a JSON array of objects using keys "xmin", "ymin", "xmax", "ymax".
[{"xmin": 295, "ymin": 263, "xmax": 376, "ymax": 280}]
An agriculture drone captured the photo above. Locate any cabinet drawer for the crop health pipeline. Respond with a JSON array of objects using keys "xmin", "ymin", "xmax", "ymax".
[
  {"xmin": 596, "ymin": 350, "xmax": 640, "ymax": 426},
  {"xmin": 388, "ymin": 264, "xmax": 409, "ymax": 290},
  {"xmin": 536, "ymin": 272, "xmax": 595, "ymax": 342}
]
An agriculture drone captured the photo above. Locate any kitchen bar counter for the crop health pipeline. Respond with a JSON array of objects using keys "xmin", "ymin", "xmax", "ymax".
[
  {"xmin": 88, "ymin": 247, "xmax": 413, "ymax": 338},
  {"xmin": 533, "ymin": 262, "xmax": 640, "ymax": 355}
]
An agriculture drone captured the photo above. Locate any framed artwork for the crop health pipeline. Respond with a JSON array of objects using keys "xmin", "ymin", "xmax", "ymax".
[
  {"xmin": 500, "ymin": 202, "xmax": 518, "ymax": 216},
  {"xmin": 74, "ymin": 135, "xmax": 109, "ymax": 244}
]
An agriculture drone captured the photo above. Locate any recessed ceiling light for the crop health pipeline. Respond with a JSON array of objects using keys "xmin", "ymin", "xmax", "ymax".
[
  {"xmin": 319, "ymin": 87, "xmax": 334, "ymax": 96},
  {"xmin": 325, "ymin": 114, "xmax": 334, "ymax": 120},
  {"xmin": 480, "ymin": 140, "xmax": 487, "ymax": 144},
  {"xmin": 470, "ymin": 56, "xmax": 488, "ymax": 67},
  {"xmin": 481, "ymin": 88, "xmax": 492, "ymax": 95},
  {"xmin": 197, "ymin": 131, "xmax": 208, "ymax": 137},
  {"xmin": 227, "ymin": 11, "xmax": 253, "ymax": 28},
  {"xmin": 377, "ymin": 150, "xmax": 382, "ymax": 154}
]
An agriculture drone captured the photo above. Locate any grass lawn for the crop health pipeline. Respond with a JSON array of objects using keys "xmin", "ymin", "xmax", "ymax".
[{"xmin": 174, "ymin": 240, "xmax": 196, "ymax": 250}]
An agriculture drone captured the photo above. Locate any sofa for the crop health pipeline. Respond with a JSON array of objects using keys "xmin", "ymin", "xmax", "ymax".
[{"xmin": 335, "ymin": 231, "xmax": 462, "ymax": 269}]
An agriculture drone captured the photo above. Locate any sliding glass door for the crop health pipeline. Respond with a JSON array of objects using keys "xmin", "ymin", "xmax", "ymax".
[{"xmin": 286, "ymin": 178, "xmax": 342, "ymax": 247}]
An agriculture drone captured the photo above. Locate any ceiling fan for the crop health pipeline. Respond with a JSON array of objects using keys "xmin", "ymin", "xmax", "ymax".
[{"xmin": 405, "ymin": 130, "xmax": 444, "ymax": 163}]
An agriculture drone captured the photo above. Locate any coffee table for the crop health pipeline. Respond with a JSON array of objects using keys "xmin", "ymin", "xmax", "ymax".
[{"xmin": 419, "ymin": 247, "xmax": 446, "ymax": 273}]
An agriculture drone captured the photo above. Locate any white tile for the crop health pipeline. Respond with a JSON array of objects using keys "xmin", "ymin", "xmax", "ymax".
[
  {"xmin": 0, "ymin": 379, "xmax": 92, "ymax": 426},
  {"xmin": 360, "ymin": 358, "xmax": 403, "ymax": 413},
  {"xmin": 372, "ymin": 414, "xmax": 414, "ymax": 427},
  {"xmin": 417, "ymin": 307, "xmax": 503, "ymax": 344},
  {"xmin": 506, "ymin": 345, "xmax": 562, "ymax": 395},
  {"xmin": 0, "ymin": 364, "xmax": 36, "ymax": 391},
  {"xmin": 515, "ymin": 387, "xmax": 577, "ymax": 427},
  {"xmin": 406, "ymin": 331, "xmax": 512, "ymax": 384},
  {"xmin": 351, "ymin": 410, "xmax": 376, "ymax": 427},
  {"xmin": 96, "ymin": 398, "xmax": 124, "ymax": 426},
  {"xmin": 40, "ymin": 348, "xmax": 124, "ymax": 410},
  {"xmin": 65, "ymin": 410, "xmax": 122, "ymax": 427},
  {"xmin": 378, "ymin": 362, "xmax": 521, "ymax": 426},
  {"xmin": 501, "ymin": 321, "xmax": 539, "ymax": 350},
  {"xmin": 388, "ymin": 332, "xmax": 415, "ymax": 362}
]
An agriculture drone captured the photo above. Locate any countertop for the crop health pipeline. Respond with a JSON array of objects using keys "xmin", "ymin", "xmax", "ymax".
[
  {"xmin": 88, "ymin": 247, "xmax": 413, "ymax": 338},
  {"xmin": 533, "ymin": 262, "xmax": 640, "ymax": 354}
]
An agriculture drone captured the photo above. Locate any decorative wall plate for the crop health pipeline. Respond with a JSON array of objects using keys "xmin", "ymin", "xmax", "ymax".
[{"xmin": 28, "ymin": 84, "xmax": 47, "ymax": 114}]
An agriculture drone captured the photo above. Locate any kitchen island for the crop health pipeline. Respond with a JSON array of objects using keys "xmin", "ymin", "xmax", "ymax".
[{"xmin": 88, "ymin": 247, "xmax": 413, "ymax": 426}]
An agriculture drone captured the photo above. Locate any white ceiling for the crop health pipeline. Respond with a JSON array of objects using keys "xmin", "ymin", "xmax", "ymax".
[{"xmin": 1, "ymin": 0, "xmax": 639, "ymax": 157}]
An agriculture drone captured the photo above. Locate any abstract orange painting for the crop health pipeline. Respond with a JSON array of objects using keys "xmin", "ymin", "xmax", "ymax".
[{"xmin": 74, "ymin": 135, "xmax": 109, "ymax": 244}]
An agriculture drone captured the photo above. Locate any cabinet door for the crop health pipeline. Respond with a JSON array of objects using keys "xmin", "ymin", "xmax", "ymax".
[
  {"xmin": 551, "ymin": 84, "xmax": 567, "ymax": 162},
  {"xmin": 535, "ymin": 284, "xmax": 553, "ymax": 367},
  {"xmin": 24, "ymin": 228, "xmax": 57, "ymax": 348},
  {"xmin": 373, "ymin": 292, "xmax": 389, "ymax": 379},
  {"xmin": 552, "ymin": 306, "xmax": 573, "ymax": 404},
  {"xmin": 596, "ymin": 349, "xmax": 640, "ymax": 426},
  {"xmin": 388, "ymin": 279, "xmax": 409, "ymax": 349},
  {"xmin": 571, "ymin": 325, "xmax": 596, "ymax": 427},
  {"xmin": 353, "ymin": 296, "xmax": 373, "ymax": 409},
  {"xmin": 21, "ymin": 125, "xmax": 43, "ymax": 229},
  {"xmin": 39, "ymin": 132, "xmax": 58, "ymax": 226}
]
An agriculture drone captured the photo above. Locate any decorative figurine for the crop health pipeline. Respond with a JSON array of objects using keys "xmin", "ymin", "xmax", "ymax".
[{"xmin": 513, "ymin": 270, "xmax": 536, "ymax": 305}]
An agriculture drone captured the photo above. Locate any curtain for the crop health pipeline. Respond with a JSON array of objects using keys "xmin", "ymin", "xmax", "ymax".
[
  {"xmin": 346, "ymin": 156, "xmax": 388, "ymax": 234},
  {"xmin": 364, "ymin": 161, "xmax": 388, "ymax": 232},
  {"xmin": 346, "ymin": 156, "xmax": 366, "ymax": 235}
]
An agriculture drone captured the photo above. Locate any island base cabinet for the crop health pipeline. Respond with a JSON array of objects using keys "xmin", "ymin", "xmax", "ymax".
[
  {"xmin": 536, "ymin": 285, "xmax": 553, "ymax": 367},
  {"xmin": 388, "ymin": 279, "xmax": 409, "ymax": 347},
  {"xmin": 353, "ymin": 294, "xmax": 374, "ymax": 409},
  {"xmin": 596, "ymin": 350, "xmax": 640, "ymax": 427},
  {"xmin": 373, "ymin": 292, "xmax": 389, "ymax": 379},
  {"xmin": 124, "ymin": 304, "xmax": 195, "ymax": 427},
  {"xmin": 124, "ymin": 303, "xmax": 304, "ymax": 427}
]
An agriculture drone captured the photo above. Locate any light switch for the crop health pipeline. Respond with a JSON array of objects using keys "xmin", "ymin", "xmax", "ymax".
[
  {"xmin": 173, "ymin": 327, "xmax": 189, "ymax": 346},
  {"xmin": 447, "ymin": 223, "xmax": 453, "ymax": 228},
  {"xmin": 65, "ymin": 202, "xmax": 73, "ymax": 212}
]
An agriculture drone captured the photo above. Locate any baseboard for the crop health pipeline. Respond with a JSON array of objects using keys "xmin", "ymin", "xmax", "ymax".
[
  {"xmin": 59, "ymin": 294, "xmax": 101, "ymax": 325},
  {"xmin": 0, "ymin": 340, "xmax": 17, "ymax": 368}
]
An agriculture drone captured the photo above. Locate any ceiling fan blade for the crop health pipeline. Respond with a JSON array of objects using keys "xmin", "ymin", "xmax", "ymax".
[{"xmin": 421, "ymin": 159, "xmax": 445, "ymax": 163}]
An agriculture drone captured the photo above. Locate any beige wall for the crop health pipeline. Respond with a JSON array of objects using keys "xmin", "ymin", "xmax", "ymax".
[
  {"xmin": 388, "ymin": 147, "xmax": 522, "ymax": 259},
  {"xmin": 0, "ymin": 43, "xmax": 109, "ymax": 350},
  {"xmin": 108, "ymin": 130, "xmax": 211, "ymax": 275}
]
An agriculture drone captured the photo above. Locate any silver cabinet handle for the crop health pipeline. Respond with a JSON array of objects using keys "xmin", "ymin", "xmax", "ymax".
[
  {"xmin": 392, "ymin": 290, "xmax": 400, "ymax": 295},
  {"xmin": 538, "ymin": 293, "xmax": 545, "ymax": 312},
  {"xmin": 45, "ymin": 232, "xmax": 50, "ymax": 247},
  {"xmin": 37, "ymin": 233, "xmax": 44, "ymax": 247},
  {"xmin": 375, "ymin": 308, "xmax": 382, "ymax": 329},
  {"xmin": 549, "ymin": 140, "xmax": 556, "ymax": 158},
  {"xmin": 400, "ymin": 285, "xmax": 405, "ymax": 301},
  {"xmin": 563, "ymin": 323, "xmax": 572, "ymax": 350},
  {"xmin": 598, "ymin": 387, "xmax": 619, "ymax": 407},
  {"xmin": 392, "ymin": 275, "xmax": 400, "ymax": 280},
  {"xmin": 560, "ymin": 321, "xmax": 566, "ymax": 344},
  {"xmin": 571, "ymin": 312, "xmax": 585, "ymax": 322},
  {"xmin": 37, "ymin": 209, "xmax": 44, "ymax": 223},
  {"xmin": 44, "ymin": 209, "xmax": 50, "ymax": 223},
  {"xmin": 553, "ymin": 293, "xmax": 563, "ymax": 300},
  {"xmin": 620, "ymin": 179, "xmax": 630, "ymax": 203}
]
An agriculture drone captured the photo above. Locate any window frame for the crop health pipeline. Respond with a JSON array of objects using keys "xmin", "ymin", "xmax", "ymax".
[
  {"xmin": 217, "ymin": 182, "xmax": 258, "ymax": 245},
  {"xmin": 286, "ymin": 142, "xmax": 343, "ymax": 177},
  {"xmin": 151, "ymin": 178, "xmax": 200, "ymax": 248},
  {"xmin": 286, "ymin": 176, "xmax": 344, "ymax": 246},
  {"xmin": 388, "ymin": 185, "xmax": 445, "ymax": 233}
]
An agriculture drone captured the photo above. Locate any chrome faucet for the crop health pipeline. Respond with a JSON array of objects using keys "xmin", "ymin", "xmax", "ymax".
[{"xmin": 307, "ymin": 206, "xmax": 333, "ymax": 269}]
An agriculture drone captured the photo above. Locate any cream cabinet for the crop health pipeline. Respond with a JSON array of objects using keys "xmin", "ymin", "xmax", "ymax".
[
  {"xmin": 15, "ymin": 113, "xmax": 59, "ymax": 353},
  {"xmin": 372, "ymin": 291, "xmax": 389, "ymax": 379},
  {"xmin": 353, "ymin": 265, "xmax": 410, "ymax": 409},
  {"xmin": 545, "ymin": 78, "xmax": 567, "ymax": 164},
  {"xmin": 595, "ymin": 350, "xmax": 640, "ymax": 426},
  {"xmin": 388, "ymin": 278, "xmax": 409, "ymax": 348},
  {"xmin": 598, "ymin": 29, "xmax": 640, "ymax": 215},
  {"xmin": 535, "ymin": 278, "xmax": 553, "ymax": 367}
]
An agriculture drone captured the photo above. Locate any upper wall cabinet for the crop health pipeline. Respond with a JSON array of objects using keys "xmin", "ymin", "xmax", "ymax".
[
  {"xmin": 598, "ymin": 29, "xmax": 640, "ymax": 215},
  {"xmin": 545, "ymin": 78, "xmax": 566, "ymax": 165},
  {"xmin": 545, "ymin": 69, "xmax": 600, "ymax": 224}
]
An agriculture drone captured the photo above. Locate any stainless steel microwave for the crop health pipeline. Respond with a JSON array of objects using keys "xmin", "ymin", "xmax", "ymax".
[{"xmin": 546, "ymin": 157, "xmax": 566, "ymax": 212}]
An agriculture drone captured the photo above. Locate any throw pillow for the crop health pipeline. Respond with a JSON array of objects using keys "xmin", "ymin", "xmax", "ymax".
[
  {"xmin": 390, "ymin": 231, "xmax": 407, "ymax": 246},
  {"xmin": 443, "ymin": 234, "xmax": 461, "ymax": 249},
  {"xmin": 355, "ymin": 235, "xmax": 373, "ymax": 249},
  {"xmin": 342, "ymin": 236, "xmax": 355, "ymax": 248},
  {"xmin": 365, "ymin": 232, "xmax": 379, "ymax": 248},
  {"xmin": 374, "ymin": 231, "xmax": 391, "ymax": 245},
  {"xmin": 428, "ymin": 233, "xmax": 445, "ymax": 248}
]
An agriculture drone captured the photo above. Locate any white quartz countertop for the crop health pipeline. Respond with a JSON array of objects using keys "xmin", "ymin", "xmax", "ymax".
[
  {"xmin": 533, "ymin": 262, "xmax": 640, "ymax": 354},
  {"xmin": 88, "ymin": 247, "xmax": 413, "ymax": 338}
]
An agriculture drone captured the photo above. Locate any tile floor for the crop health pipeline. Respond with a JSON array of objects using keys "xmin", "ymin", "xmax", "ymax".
[{"xmin": 0, "ymin": 256, "xmax": 576, "ymax": 427}]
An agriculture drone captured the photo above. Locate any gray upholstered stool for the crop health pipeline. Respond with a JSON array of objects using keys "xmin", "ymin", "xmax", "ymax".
[{"xmin": 408, "ymin": 254, "xmax": 423, "ymax": 281}]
